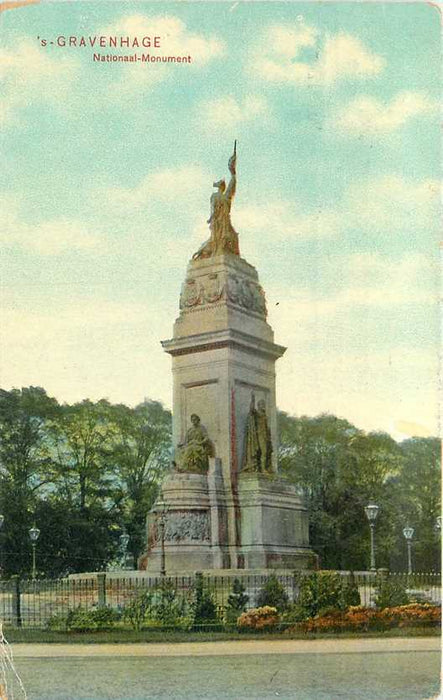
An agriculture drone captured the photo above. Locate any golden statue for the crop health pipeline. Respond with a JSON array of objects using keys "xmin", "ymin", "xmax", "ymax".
[{"xmin": 193, "ymin": 142, "xmax": 240, "ymax": 260}]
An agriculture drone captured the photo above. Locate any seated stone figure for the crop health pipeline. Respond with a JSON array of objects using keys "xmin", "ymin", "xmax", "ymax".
[{"xmin": 175, "ymin": 414, "xmax": 213, "ymax": 473}]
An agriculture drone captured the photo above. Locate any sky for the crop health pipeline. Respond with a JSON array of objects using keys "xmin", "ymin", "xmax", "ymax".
[{"xmin": 1, "ymin": 1, "xmax": 440, "ymax": 441}]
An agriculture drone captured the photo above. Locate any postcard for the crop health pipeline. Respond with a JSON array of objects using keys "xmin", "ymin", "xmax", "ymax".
[{"xmin": 0, "ymin": 1, "xmax": 440, "ymax": 699}]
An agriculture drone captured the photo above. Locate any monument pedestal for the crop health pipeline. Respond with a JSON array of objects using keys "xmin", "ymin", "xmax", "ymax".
[
  {"xmin": 237, "ymin": 474, "xmax": 314, "ymax": 569},
  {"xmin": 146, "ymin": 459, "xmax": 232, "ymax": 573}
]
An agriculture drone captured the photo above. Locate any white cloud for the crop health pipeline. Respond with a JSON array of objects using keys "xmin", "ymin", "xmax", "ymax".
[
  {"xmin": 0, "ymin": 194, "xmax": 100, "ymax": 255},
  {"xmin": 104, "ymin": 14, "xmax": 224, "ymax": 64},
  {"xmin": 235, "ymin": 200, "xmax": 339, "ymax": 240},
  {"xmin": 104, "ymin": 165, "xmax": 208, "ymax": 210},
  {"xmin": 250, "ymin": 23, "xmax": 384, "ymax": 85},
  {"xmin": 344, "ymin": 175, "xmax": 439, "ymax": 234},
  {"xmin": 334, "ymin": 252, "xmax": 435, "ymax": 307},
  {"xmin": 94, "ymin": 165, "xmax": 212, "ymax": 264},
  {"xmin": 333, "ymin": 91, "xmax": 436, "ymax": 134},
  {"xmin": 198, "ymin": 95, "xmax": 271, "ymax": 132},
  {"xmin": 231, "ymin": 175, "xmax": 439, "ymax": 250},
  {"xmin": 0, "ymin": 39, "xmax": 79, "ymax": 126},
  {"xmin": 268, "ymin": 252, "xmax": 434, "ymax": 334},
  {"xmin": 101, "ymin": 14, "xmax": 225, "ymax": 93},
  {"xmin": 317, "ymin": 33, "xmax": 384, "ymax": 84}
]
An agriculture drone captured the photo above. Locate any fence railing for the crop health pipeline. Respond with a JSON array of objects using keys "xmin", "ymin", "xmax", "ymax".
[{"xmin": 0, "ymin": 571, "xmax": 440, "ymax": 629}]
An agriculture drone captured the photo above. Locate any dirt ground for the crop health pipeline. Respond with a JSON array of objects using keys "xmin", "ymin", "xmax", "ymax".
[{"xmin": 10, "ymin": 636, "xmax": 440, "ymax": 658}]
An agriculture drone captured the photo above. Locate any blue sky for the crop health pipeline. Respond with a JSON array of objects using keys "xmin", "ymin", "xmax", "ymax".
[{"xmin": 1, "ymin": 1, "xmax": 440, "ymax": 439}]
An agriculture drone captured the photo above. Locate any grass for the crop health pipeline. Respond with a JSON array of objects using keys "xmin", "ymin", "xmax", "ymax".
[{"xmin": 4, "ymin": 626, "xmax": 440, "ymax": 644}]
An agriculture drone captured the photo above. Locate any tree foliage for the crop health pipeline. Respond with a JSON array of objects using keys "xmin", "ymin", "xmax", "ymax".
[
  {"xmin": 279, "ymin": 411, "xmax": 440, "ymax": 572},
  {"xmin": 0, "ymin": 388, "xmax": 171, "ymax": 577},
  {"xmin": 110, "ymin": 400, "xmax": 171, "ymax": 567}
]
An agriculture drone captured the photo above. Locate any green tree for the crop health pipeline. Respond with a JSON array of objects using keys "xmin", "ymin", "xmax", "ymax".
[
  {"xmin": 47, "ymin": 399, "xmax": 122, "ymax": 573},
  {"xmin": 0, "ymin": 387, "xmax": 59, "ymax": 493},
  {"xmin": 278, "ymin": 412, "xmax": 403, "ymax": 570},
  {"xmin": 192, "ymin": 573, "xmax": 218, "ymax": 627},
  {"xmin": 29, "ymin": 498, "xmax": 119, "ymax": 576},
  {"xmin": 389, "ymin": 438, "xmax": 441, "ymax": 572},
  {"xmin": 50, "ymin": 399, "xmax": 118, "ymax": 510},
  {"xmin": 110, "ymin": 400, "xmax": 171, "ymax": 567},
  {"xmin": 256, "ymin": 574, "xmax": 289, "ymax": 611},
  {"xmin": 0, "ymin": 387, "xmax": 60, "ymax": 577},
  {"xmin": 226, "ymin": 578, "xmax": 249, "ymax": 623}
]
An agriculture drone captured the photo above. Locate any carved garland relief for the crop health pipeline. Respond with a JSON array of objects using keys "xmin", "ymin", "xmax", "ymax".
[{"xmin": 179, "ymin": 272, "xmax": 267, "ymax": 317}]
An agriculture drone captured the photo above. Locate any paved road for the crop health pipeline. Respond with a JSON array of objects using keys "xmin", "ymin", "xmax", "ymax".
[{"xmin": 10, "ymin": 636, "xmax": 441, "ymax": 657}]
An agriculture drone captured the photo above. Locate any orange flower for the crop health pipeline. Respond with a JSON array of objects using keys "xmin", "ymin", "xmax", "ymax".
[{"xmin": 237, "ymin": 606, "xmax": 279, "ymax": 631}]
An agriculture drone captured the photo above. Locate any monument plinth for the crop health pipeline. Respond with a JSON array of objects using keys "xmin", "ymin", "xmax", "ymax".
[{"xmin": 143, "ymin": 145, "xmax": 316, "ymax": 572}]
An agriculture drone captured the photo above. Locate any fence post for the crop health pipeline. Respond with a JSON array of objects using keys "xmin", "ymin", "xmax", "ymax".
[
  {"xmin": 97, "ymin": 573, "xmax": 106, "ymax": 608},
  {"xmin": 11, "ymin": 576, "xmax": 22, "ymax": 628}
]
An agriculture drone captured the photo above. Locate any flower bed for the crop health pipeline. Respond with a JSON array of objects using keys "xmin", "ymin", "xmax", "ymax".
[
  {"xmin": 287, "ymin": 604, "xmax": 441, "ymax": 634},
  {"xmin": 379, "ymin": 603, "xmax": 441, "ymax": 628},
  {"xmin": 237, "ymin": 606, "xmax": 280, "ymax": 631}
]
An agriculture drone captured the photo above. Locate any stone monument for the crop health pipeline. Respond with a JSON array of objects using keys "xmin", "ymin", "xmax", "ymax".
[{"xmin": 143, "ymin": 144, "xmax": 316, "ymax": 572}]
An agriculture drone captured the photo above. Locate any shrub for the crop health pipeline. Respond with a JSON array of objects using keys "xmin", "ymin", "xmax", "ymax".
[
  {"xmin": 122, "ymin": 591, "xmax": 153, "ymax": 631},
  {"xmin": 150, "ymin": 580, "xmax": 192, "ymax": 629},
  {"xmin": 237, "ymin": 606, "xmax": 279, "ymax": 632},
  {"xmin": 342, "ymin": 574, "xmax": 361, "ymax": 608},
  {"xmin": 192, "ymin": 573, "xmax": 218, "ymax": 628},
  {"xmin": 225, "ymin": 578, "xmax": 249, "ymax": 624},
  {"xmin": 256, "ymin": 575, "xmax": 289, "ymax": 611},
  {"xmin": 46, "ymin": 613, "xmax": 69, "ymax": 631},
  {"xmin": 91, "ymin": 606, "xmax": 120, "ymax": 629},
  {"xmin": 296, "ymin": 571, "xmax": 352, "ymax": 618},
  {"xmin": 374, "ymin": 576, "xmax": 410, "ymax": 610},
  {"xmin": 47, "ymin": 606, "xmax": 119, "ymax": 632},
  {"xmin": 280, "ymin": 603, "xmax": 310, "ymax": 626}
]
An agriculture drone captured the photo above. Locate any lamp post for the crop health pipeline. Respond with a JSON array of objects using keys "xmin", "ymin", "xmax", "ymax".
[
  {"xmin": 120, "ymin": 532, "xmax": 130, "ymax": 570},
  {"xmin": 29, "ymin": 525, "xmax": 40, "ymax": 581},
  {"xmin": 365, "ymin": 503, "xmax": 379, "ymax": 571},
  {"xmin": 403, "ymin": 526, "xmax": 414, "ymax": 575},
  {"xmin": 157, "ymin": 498, "xmax": 169, "ymax": 577}
]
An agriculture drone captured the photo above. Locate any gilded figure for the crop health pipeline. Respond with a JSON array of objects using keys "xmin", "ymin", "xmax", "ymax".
[{"xmin": 193, "ymin": 142, "xmax": 240, "ymax": 260}]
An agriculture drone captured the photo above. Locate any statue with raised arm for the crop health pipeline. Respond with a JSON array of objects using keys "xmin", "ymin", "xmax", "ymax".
[{"xmin": 193, "ymin": 142, "xmax": 240, "ymax": 260}]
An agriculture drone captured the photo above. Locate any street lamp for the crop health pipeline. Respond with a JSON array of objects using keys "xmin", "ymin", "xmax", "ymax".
[
  {"xmin": 365, "ymin": 503, "xmax": 379, "ymax": 571},
  {"xmin": 29, "ymin": 525, "xmax": 40, "ymax": 581},
  {"xmin": 436, "ymin": 516, "xmax": 442, "ymax": 532},
  {"xmin": 120, "ymin": 532, "xmax": 130, "ymax": 570},
  {"xmin": 403, "ymin": 526, "xmax": 414, "ymax": 575}
]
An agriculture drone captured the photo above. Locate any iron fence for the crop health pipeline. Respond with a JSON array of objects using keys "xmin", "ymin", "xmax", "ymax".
[{"xmin": 0, "ymin": 570, "xmax": 439, "ymax": 629}]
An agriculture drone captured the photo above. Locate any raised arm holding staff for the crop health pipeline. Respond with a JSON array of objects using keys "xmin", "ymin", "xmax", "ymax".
[{"xmin": 193, "ymin": 142, "xmax": 240, "ymax": 259}]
